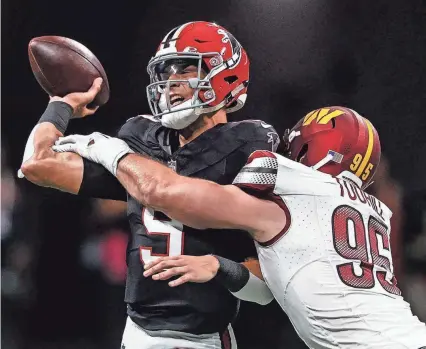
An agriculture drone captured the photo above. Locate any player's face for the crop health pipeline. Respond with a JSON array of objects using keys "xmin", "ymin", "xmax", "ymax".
[
  {"xmin": 154, "ymin": 59, "xmax": 206, "ymax": 107},
  {"xmin": 168, "ymin": 64, "xmax": 199, "ymax": 107}
]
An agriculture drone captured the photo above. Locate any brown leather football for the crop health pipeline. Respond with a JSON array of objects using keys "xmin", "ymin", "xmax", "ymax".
[{"xmin": 28, "ymin": 36, "xmax": 110, "ymax": 106}]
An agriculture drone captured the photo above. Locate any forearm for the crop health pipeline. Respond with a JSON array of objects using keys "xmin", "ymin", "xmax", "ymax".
[
  {"xmin": 117, "ymin": 153, "xmax": 214, "ymax": 214},
  {"xmin": 29, "ymin": 101, "xmax": 73, "ymax": 156},
  {"xmin": 21, "ymin": 148, "xmax": 83, "ymax": 193},
  {"xmin": 20, "ymin": 102, "xmax": 84, "ymax": 193},
  {"xmin": 116, "ymin": 153, "xmax": 268, "ymax": 232},
  {"xmin": 114, "ymin": 153, "xmax": 170, "ymax": 211},
  {"xmin": 32, "ymin": 122, "xmax": 63, "ymax": 153},
  {"xmin": 117, "ymin": 153, "xmax": 237, "ymax": 229}
]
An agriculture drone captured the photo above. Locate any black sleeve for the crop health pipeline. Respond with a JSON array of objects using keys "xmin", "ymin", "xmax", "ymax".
[
  {"xmin": 78, "ymin": 158, "xmax": 127, "ymax": 201},
  {"xmin": 213, "ymin": 255, "xmax": 250, "ymax": 292}
]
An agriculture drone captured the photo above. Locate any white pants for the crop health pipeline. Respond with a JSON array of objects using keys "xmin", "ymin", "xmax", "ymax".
[{"xmin": 121, "ymin": 316, "xmax": 237, "ymax": 349}]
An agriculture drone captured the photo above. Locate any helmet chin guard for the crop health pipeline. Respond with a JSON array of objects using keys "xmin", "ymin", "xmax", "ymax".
[
  {"xmin": 159, "ymin": 97, "xmax": 201, "ymax": 130},
  {"xmin": 157, "ymin": 90, "xmax": 228, "ymax": 130}
]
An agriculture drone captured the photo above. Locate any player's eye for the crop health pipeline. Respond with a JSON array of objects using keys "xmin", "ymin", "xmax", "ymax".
[
  {"xmin": 182, "ymin": 66, "xmax": 198, "ymax": 74},
  {"xmin": 156, "ymin": 59, "xmax": 198, "ymax": 77}
]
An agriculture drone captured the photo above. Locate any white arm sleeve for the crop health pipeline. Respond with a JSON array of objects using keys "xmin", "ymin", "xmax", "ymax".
[
  {"xmin": 17, "ymin": 124, "xmax": 40, "ymax": 178},
  {"xmin": 231, "ymin": 272, "xmax": 274, "ymax": 305}
]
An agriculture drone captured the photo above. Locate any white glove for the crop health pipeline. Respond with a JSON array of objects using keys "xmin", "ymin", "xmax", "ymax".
[{"xmin": 52, "ymin": 132, "xmax": 134, "ymax": 176}]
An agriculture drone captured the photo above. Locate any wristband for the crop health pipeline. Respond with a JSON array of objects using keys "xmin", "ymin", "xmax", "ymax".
[
  {"xmin": 38, "ymin": 101, "xmax": 73, "ymax": 134},
  {"xmin": 213, "ymin": 255, "xmax": 250, "ymax": 292}
]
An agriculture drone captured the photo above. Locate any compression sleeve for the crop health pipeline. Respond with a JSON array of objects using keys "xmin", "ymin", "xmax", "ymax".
[
  {"xmin": 78, "ymin": 158, "xmax": 127, "ymax": 201},
  {"xmin": 213, "ymin": 255, "xmax": 274, "ymax": 305}
]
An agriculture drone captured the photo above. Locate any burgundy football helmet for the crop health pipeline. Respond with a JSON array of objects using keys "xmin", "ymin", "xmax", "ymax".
[{"xmin": 283, "ymin": 106, "xmax": 381, "ymax": 189}]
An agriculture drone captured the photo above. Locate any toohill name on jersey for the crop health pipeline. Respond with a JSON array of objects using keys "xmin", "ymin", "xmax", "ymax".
[
  {"xmin": 233, "ymin": 150, "xmax": 426, "ymax": 349},
  {"xmin": 115, "ymin": 116, "xmax": 279, "ymax": 335}
]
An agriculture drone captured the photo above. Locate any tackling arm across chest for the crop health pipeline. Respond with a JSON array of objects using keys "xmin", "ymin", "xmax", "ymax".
[
  {"xmin": 113, "ymin": 118, "xmax": 285, "ymax": 239},
  {"xmin": 115, "ymin": 150, "xmax": 286, "ymax": 242}
]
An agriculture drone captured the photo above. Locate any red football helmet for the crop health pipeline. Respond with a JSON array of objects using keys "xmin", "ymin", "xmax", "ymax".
[
  {"xmin": 283, "ymin": 106, "xmax": 381, "ymax": 189},
  {"xmin": 146, "ymin": 21, "xmax": 249, "ymax": 129}
]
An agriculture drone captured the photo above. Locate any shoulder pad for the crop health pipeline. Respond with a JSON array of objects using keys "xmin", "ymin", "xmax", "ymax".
[
  {"xmin": 117, "ymin": 115, "xmax": 162, "ymax": 154},
  {"xmin": 122, "ymin": 114, "xmax": 159, "ymax": 127},
  {"xmin": 233, "ymin": 150, "xmax": 278, "ymax": 193},
  {"xmin": 232, "ymin": 120, "xmax": 280, "ymax": 151},
  {"xmin": 118, "ymin": 115, "xmax": 159, "ymax": 137},
  {"xmin": 126, "ymin": 114, "xmax": 160, "ymax": 123}
]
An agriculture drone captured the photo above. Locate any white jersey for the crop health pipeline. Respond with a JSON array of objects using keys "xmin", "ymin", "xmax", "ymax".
[{"xmin": 233, "ymin": 150, "xmax": 426, "ymax": 349}]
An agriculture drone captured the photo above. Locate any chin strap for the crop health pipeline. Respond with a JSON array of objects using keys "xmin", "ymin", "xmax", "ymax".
[
  {"xmin": 313, "ymin": 150, "xmax": 367, "ymax": 189},
  {"xmin": 194, "ymin": 99, "xmax": 226, "ymax": 115},
  {"xmin": 160, "ymin": 97, "xmax": 226, "ymax": 130},
  {"xmin": 311, "ymin": 150, "xmax": 343, "ymax": 170}
]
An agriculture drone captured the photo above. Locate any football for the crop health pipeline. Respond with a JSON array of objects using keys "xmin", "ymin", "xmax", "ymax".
[{"xmin": 28, "ymin": 36, "xmax": 110, "ymax": 106}]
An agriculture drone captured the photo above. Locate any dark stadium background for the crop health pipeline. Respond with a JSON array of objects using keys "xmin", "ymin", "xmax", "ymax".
[{"xmin": 2, "ymin": 0, "xmax": 426, "ymax": 348}]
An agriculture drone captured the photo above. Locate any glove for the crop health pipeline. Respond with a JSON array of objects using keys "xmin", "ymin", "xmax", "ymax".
[{"xmin": 52, "ymin": 132, "xmax": 134, "ymax": 176}]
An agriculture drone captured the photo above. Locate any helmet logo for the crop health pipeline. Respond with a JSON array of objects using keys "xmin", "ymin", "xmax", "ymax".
[
  {"xmin": 184, "ymin": 46, "xmax": 198, "ymax": 53},
  {"xmin": 217, "ymin": 29, "xmax": 230, "ymax": 43},
  {"xmin": 204, "ymin": 90, "xmax": 215, "ymax": 100},
  {"xmin": 167, "ymin": 159, "xmax": 177, "ymax": 172},
  {"xmin": 267, "ymin": 131, "xmax": 280, "ymax": 152},
  {"xmin": 303, "ymin": 108, "xmax": 345, "ymax": 126},
  {"xmin": 209, "ymin": 56, "xmax": 222, "ymax": 67}
]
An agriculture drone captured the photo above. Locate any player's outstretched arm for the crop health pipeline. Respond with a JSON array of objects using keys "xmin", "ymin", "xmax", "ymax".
[
  {"xmin": 19, "ymin": 78, "xmax": 102, "ymax": 192},
  {"xmin": 116, "ymin": 153, "xmax": 286, "ymax": 240},
  {"xmin": 20, "ymin": 121, "xmax": 85, "ymax": 193},
  {"xmin": 53, "ymin": 136, "xmax": 286, "ymax": 239},
  {"xmin": 20, "ymin": 79, "xmax": 126, "ymax": 200}
]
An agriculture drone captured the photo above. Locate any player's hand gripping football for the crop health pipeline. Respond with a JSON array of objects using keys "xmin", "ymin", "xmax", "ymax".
[
  {"xmin": 143, "ymin": 255, "xmax": 220, "ymax": 287},
  {"xmin": 50, "ymin": 77, "xmax": 103, "ymax": 118}
]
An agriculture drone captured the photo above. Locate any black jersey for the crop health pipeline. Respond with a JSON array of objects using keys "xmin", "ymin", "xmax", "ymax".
[{"xmin": 80, "ymin": 115, "xmax": 279, "ymax": 334}]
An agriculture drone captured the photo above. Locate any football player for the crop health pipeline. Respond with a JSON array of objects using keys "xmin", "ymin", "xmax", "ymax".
[
  {"xmin": 55, "ymin": 106, "xmax": 426, "ymax": 348},
  {"xmin": 19, "ymin": 22, "xmax": 278, "ymax": 349}
]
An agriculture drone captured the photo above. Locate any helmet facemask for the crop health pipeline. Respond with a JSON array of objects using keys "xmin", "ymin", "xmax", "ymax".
[{"xmin": 146, "ymin": 52, "xmax": 226, "ymax": 129}]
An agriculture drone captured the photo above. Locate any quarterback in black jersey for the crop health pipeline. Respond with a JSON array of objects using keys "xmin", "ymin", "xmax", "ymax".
[{"xmin": 20, "ymin": 22, "xmax": 278, "ymax": 349}]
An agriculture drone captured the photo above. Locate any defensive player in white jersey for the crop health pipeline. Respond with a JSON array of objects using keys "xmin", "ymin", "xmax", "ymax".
[{"xmin": 54, "ymin": 106, "xmax": 426, "ymax": 348}]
